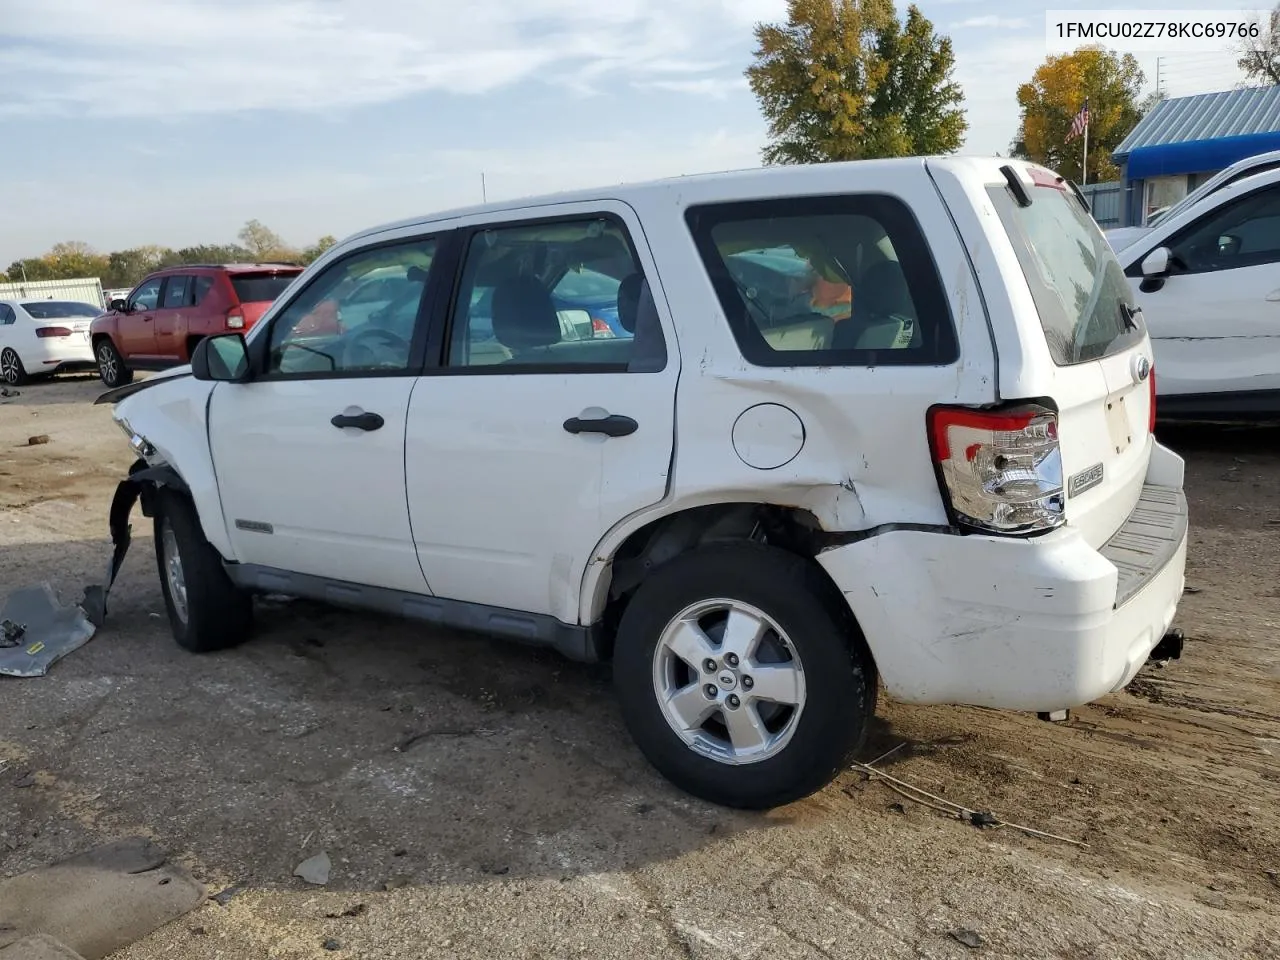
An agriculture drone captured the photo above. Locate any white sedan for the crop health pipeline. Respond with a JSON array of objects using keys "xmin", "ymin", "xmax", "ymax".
[
  {"xmin": 1110, "ymin": 167, "xmax": 1280, "ymax": 421},
  {"xmin": 0, "ymin": 299, "xmax": 100, "ymax": 385}
]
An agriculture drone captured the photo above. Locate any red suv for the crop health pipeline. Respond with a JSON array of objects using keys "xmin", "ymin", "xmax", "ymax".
[{"xmin": 91, "ymin": 263, "xmax": 303, "ymax": 387}]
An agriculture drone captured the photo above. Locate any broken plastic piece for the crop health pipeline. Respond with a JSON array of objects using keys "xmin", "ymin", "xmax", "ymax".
[
  {"xmin": 0, "ymin": 585, "xmax": 96, "ymax": 678},
  {"xmin": 80, "ymin": 476, "xmax": 141, "ymax": 628}
]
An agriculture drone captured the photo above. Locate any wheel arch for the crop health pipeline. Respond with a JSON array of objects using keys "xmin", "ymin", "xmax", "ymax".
[{"xmin": 580, "ymin": 497, "xmax": 863, "ymax": 658}]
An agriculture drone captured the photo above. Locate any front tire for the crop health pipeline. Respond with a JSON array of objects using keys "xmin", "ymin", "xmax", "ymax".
[
  {"xmin": 154, "ymin": 490, "xmax": 253, "ymax": 653},
  {"xmin": 96, "ymin": 338, "xmax": 134, "ymax": 388},
  {"xmin": 613, "ymin": 542, "xmax": 877, "ymax": 809},
  {"xmin": 0, "ymin": 347, "xmax": 27, "ymax": 386}
]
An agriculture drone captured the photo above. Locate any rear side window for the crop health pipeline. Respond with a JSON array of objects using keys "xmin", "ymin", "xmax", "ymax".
[
  {"xmin": 192, "ymin": 276, "xmax": 215, "ymax": 305},
  {"xmin": 230, "ymin": 272, "xmax": 300, "ymax": 304},
  {"xmin": 686, "ymin": 194, "xmax": 957, "ymax": 367},
  {"xmin": 20, "ymin": 301, "xmax": 99, "ymax": 319},
  {"xmin": 988, "ymin": 179, "xmax": 1143, "ymax": 365}
]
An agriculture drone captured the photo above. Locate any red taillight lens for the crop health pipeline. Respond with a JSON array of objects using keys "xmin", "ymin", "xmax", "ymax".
[
  {"xmin": 226, "ymin": 308, "xmax": 245, "ymax": 330},
  {"xmin": 591, "ymin": 316, "xmax": 614, "ymax": 338},
  {"xmin": 928, "ymin": 404, "xmax": 1065, "ymax": 535},
  {"xmin": 1148, "ymin": 366, "xmax": 1157, "ymax": 433},
  {"xmin": 35, "ymin": 326, "xmax": 73, "ymax": 338}
]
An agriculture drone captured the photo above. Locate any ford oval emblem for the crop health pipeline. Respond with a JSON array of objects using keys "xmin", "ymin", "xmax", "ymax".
[{"xmin": 1133, "ymin": 355, "xmax": 1151, "ymax": 383}]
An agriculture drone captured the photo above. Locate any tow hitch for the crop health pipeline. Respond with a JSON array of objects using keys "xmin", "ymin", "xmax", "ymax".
[{"xmin": 1149, "ymin": 628, "xmax": 1185, "ymax": 663}]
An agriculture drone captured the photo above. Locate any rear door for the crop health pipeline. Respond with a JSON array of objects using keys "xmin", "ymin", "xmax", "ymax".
[
  {"xmin": 404, "ymin": 202, "xmax": 678, "ymax": 626},
  {"xmin": 1123, "ymin": 176, "xmax": 1280, "ymax": 408},
  {"xmin": 937, "ymin": 162, "xmax": 1155, "ymax": 548},
  {"xmin": 153, "ymin": 274, "xmax": 193, "ymax": 361}
]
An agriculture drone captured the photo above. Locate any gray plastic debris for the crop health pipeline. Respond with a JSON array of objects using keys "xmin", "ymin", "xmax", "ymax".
[
  {"xmin": 0, "ymin": 585, "xmax": 96, "ymax": 678},
  {"xmin": 294, "ymin": 852, "xmax": 331, "ymax": 886}
]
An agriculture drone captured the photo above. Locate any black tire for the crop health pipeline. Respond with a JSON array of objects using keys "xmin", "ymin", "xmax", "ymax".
[
  {"xmin": 96, "ymin": 338, "xmax": 134, "ymax": 388},
  {"xmin": 154, "ymin": 489, "xmax": 253, "ymax": 653},
  {"xmin": 0, "ymin": 347, "xmax": 27, "ymax": 386},
  {"xmin": 613, "ymin": 542, "xmax": 877, "ymax": 810}
]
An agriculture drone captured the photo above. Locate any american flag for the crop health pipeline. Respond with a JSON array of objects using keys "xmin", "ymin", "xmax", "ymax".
[{"xmin": 1066, "ymin": 100, "xmax": 1090, "ymax": 142}]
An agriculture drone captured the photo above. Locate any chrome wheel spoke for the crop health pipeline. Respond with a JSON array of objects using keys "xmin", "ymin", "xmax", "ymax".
[
  {"xmin": 747, "ymin": 663, "xmax": 802, "ymax": 706},
  {"xmin": 721, "ymin": 607, "xmax": 768, "ymax": 661},
  {"xmin": 722, "ymin": 702, "xmax": 769, "ymax": 753},
  {"xmin": 666, "ymin": 683, "xmax": 717, "ymax": 731},
  {"xmin": 664, "ymin": 619, "xmax": 717, "ymax": 670}
]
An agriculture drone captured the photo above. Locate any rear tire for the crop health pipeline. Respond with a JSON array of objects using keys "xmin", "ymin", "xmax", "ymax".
[
  {"xmin": 613, "ymin": 542, "xmax": 877, "ymax": 810},
  {"xmin": 154, "ymin": 489, "xmax": 253, "ymax": 653},
  {"xmin": 96, "ymin": 338, "xmax": 134, "ymax": 388},
  {"xmin": 0, "ymin": 347, "xmax": 27, "ymax": 386}
]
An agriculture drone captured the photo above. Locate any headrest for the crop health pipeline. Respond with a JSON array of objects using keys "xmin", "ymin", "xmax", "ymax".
[
  {"xmin": 858, "ymin": 259, "xmax": 913, "ymax": 318},
  {"xmin": 490, "ymin": 275, "xmax": 560, "ymax": 351},
  {"xmin": 616, "ymin": 273, "xmax": 643, "ymax": 334}
]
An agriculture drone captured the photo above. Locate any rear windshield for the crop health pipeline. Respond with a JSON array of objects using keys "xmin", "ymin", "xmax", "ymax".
[
  {"xmin": 22, "ymin": 301, "xmax": 100, "ymax": 319},
  {"xmin": 230, "ymin": 272, "xmax": 300, "ymax": 304},
  {"xmin": 686, "ymin": 194, "xmax": 957, "ymax": 367},
  {"xmin": 988, "ymin": 179, "xmax": 1144, "ymax": 365}
]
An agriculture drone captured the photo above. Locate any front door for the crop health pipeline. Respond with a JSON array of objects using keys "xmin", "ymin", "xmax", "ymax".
[
  {"xmin": 119, "ymin": 276, "xmax": 162, "ymax": 358},
  {"xmin": 406, "ymin": 205, "xmax": 679, "ymax": 625},
  {"xmin": 1132, "ymin": 179, "xmax": 1280, "ymax": 406},
  {"xmin": 207, "ymin": 234, "xmax": 443, "ymax": 594}
]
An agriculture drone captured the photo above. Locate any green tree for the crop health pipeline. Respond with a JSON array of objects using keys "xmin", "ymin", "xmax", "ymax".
[
  {"xmin": 1238, "ymin": 4, "xmax": 1280, "ymax": 83},
  {"xmin": 174, "ymin": 244, "xmax": 254, "ymax": 265},
  {"xmin": 104, "ymin": 245, "xmax": 177, "ymax": 288},
  {"xmin": 746, "ymin": 0, "xmax": 967, "ymax": 165},
  {"xmin": 1011, "ymin": 46, "xmax": 1145, "ymax": 183},
  {"xmin": 237, "ymin": 219, "xmax": 296, "ymax": 261},
  {"xmin": 301, "ymin": 235, "xmax": 337, "ymax": 265}
]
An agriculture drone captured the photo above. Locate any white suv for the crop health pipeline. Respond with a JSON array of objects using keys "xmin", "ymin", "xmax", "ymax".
[{"xmin": 101, "ymin": 158, "xmax": 1188, "ymax": 809}]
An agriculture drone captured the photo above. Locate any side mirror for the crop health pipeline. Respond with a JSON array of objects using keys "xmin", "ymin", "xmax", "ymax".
[
  {"xmin": 109, "ymin": 299, "xmax": 127, "ymax": 312},
  {"xmin": 1141, "ymin": 246, "xmax": 1171, "ymax": 278},
  {"xmin": 192, "ymin": 333, "xmax": 251, "ymax": 382}
]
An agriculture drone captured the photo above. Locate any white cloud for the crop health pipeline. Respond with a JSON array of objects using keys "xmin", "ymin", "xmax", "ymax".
[
  {"xmin": 953, "ymin": 15, "xmax": 1029, "ymax": 29},
  {"xmin": 633, "ymin": 77, "xmax": 750, "ymax": 98},
  {"xmin": 0, "ymin": 0, "xmax": 773, "ymax": 118}
]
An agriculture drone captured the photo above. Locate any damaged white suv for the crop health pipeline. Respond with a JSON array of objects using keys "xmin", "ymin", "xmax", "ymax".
[{"xmin": 100, "ymin": 159, "xmax": 1188, "ymax": 809}]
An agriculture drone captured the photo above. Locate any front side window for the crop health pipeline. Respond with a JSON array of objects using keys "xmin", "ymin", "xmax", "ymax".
[
  {"xmin": 989, "ymin": 179, "xmax": 1143, "ymax": 365},
  {"xmin": 264, "ymin": 239, "xmax": 437, "ymax": 376},
  {"xmin": 447, "ymin": 216, "xmax": 662, "ymax": 371},
  {"xmin": 161, "ymin": 276, "xmax": 191, "ymax": 308},
  {"xmin": 686, "ymin": 194, "xmax": 957, "ymax": 367},
  {"xmin": 1166, "ymin": 185, "xmax": 1280, "ymax": 273},
  {"xmin": 129, "ymin": 278, "xmax": 163, "ymax": 312},
  {"xmin": 21, "ymin": 301, "xmax": 100, "ymax": 319}
]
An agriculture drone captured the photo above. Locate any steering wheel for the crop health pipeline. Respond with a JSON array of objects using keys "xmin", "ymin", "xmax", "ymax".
[{"xmin": 340, "ymin": 326, "xmax": 412, "ymax": 368}]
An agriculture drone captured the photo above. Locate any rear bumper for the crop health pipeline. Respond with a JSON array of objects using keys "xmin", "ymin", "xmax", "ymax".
[
  {"xmin": 818, "ymin": 442, "xmax": 1188, "ymax": 712},
  {"xmin": 31, "ymin": 339, "xmax": 95, "ymax": 371}
]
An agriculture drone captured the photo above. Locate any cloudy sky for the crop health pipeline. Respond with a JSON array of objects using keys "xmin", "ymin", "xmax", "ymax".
[{"xmin": 0, "ymin": 0, "xmax": 1253, "ymax": 264}]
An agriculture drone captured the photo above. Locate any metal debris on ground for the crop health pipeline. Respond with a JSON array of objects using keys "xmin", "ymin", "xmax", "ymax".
[
  {"xmin": 852, "ymin": 750, "xmax": 1089, "ymax": 848},
  {"xmin": 949, "ymin": 929, "xmax": 985, "ymax": 950},
  {"xmin": 210, "ymin": 885, "xmax": 245, "ymax": 906},
  {"xmin": 0, "ymin": 386, "xmax": 19, "ymax": 399},
  {"xmin": 0, "ymin": 585, "xmax": 96, "ymax": 678},
  {"xmin": 294, "ymin": 852, "xmax": 331, "ymax": 886}
]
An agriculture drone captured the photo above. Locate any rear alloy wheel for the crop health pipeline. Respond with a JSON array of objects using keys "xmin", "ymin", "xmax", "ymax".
[
  {"xmin": 613, "ymin": 542, "xmax": 877, "ymax": 809},
  {"xmin": 0, "ymin": 347, "xmax": 27, "ymax": 386},
  {"xmin": 96, "ymin": 339, "xmax": 134, "ymax": 388}
]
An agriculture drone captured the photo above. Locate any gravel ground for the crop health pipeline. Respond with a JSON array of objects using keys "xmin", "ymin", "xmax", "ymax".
[{"xmin": 1, "ymin": 375, "xmax": 1278, "ymax": 960}]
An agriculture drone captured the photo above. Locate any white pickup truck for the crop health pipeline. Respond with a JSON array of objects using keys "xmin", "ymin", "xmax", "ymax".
[{"xmin": 98, "ymin": 157, "xmax": 1188, "ymax": 809}]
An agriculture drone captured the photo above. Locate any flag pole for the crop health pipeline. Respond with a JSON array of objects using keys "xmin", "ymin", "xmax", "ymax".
[{"xmin": 1081, "ymin": 98, "xmax": 1089, "ymax": 186}]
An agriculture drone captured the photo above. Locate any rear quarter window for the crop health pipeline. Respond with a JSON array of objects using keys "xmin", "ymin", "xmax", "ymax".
[
  {"xmin": 685, "ymin": 194, "xmax": 957, "ymax": 367},
  {"xmin": 987, "ymin": 179, "xmax": 1144, "ymax": 365}
]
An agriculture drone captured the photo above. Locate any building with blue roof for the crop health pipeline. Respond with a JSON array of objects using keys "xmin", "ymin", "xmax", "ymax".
[{"xmin": 1112, "ymin": 85, "xmax": 1280, "ymax": 226}]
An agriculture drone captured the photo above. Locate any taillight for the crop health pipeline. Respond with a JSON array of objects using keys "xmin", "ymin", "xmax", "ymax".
[
  {"xmin": 226, "ymin": 308, "xmax": 245, "ymax": 330},
  {"xmin": 1148, "ymin": 366, "xmax": 1157, "ymax": 433},
  {"xmin": 591, "ymin": 317, "xmax": 615, "ymax": 338},
  {"xmin": 35, "ymin": 326, "xmax": 72, "ymax": 338},
  {"xmin": 928, "ymin": 404, "xmax": 1065, "ymax": 535}
]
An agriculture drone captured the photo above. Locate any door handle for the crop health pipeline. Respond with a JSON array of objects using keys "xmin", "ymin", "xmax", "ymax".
[
  {"xmin": 563, "ymin": 414, "xmax": 638, "ymax": 437},
  {"xmin": 331, "ymin": 409, "xmax": 384, "ymax": 431}
]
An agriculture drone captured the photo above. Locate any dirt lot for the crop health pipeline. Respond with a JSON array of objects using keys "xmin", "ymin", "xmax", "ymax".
[{"xmin": 1, "ymin": 375, "xmax": 1278, "ymax": 960}]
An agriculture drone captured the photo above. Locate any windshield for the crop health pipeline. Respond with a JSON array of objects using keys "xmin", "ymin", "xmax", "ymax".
[
  {"xmin": 989, "ymin": 179, "xmax": 1144, "ymax": 365},
  {"xmin": 21, "ymin": 300, "xmax": 100, "ymax": 319},
  {"xmin": 231, "ymin": 271, "xmax": 300, "ymax": 304}
]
